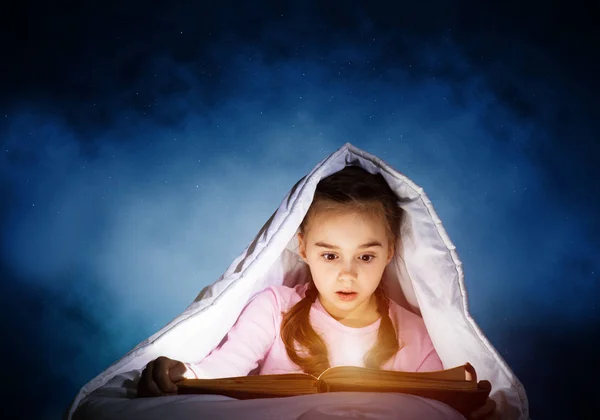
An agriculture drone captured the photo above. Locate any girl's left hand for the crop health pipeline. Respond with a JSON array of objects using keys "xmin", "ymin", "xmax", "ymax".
[{"xmin": 468, "ymin": 397, "xmax": 497, "ymax": 420}]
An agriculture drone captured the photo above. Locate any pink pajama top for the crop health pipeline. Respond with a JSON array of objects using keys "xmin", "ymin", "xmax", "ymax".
[{"xmin": 185, "ymin": 283, "xmax": 443, "ymax": 379}]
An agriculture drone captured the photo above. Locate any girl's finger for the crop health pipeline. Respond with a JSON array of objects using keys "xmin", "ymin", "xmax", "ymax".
[
  {"xmin": 152, "ymin": 359, "xmax": 177, "ymax": 393},
  {"xmin": 156, "ymin": 367, "xmax": 177, "ymax": 393},
  {"xmin": 169, "ymin": 361, "xmax": 187, "ymax": 383},
  {"xmin": 144, "ymin": 362, "xmax": 163, "ymax": 396}
]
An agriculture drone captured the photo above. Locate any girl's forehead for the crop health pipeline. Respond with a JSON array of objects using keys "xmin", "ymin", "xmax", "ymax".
[
  {"xmin": 311, "ymin": 208, "xmax": 383, "ymax": 225},
  {"xmin": 307, "ymin": 211, "xmax": 388, "ymax": 237}
]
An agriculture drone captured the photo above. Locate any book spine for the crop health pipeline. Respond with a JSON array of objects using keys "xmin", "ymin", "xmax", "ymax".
[{"xmin": 316, "ymin": 379, "xmax": 329, "ymax": 393}]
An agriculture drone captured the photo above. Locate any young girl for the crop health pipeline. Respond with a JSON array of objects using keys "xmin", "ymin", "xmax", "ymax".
[{"xmin": 137, "ymin": 166, "xmax": 496, "ymax": 419}]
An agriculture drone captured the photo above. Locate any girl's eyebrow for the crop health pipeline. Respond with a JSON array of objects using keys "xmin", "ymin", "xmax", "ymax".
[{"xmin": 314, "ymin": 241, "xmax": 383, "ymax": 249}]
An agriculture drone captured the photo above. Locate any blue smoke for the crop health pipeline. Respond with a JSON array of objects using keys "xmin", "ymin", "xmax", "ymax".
[{"xmin": 1, "ymin": 3, "xmax": 597, "ymax": 418}]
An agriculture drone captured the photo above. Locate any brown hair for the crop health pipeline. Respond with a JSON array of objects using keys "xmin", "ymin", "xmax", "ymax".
[{"xmin": 280, "ymin": 165, "xmax": 404, "ymax": 376}]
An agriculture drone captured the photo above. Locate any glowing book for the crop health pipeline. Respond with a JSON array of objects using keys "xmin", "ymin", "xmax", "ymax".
[{"xmin": 176, "ymin": 363, "xmax": 492, "ymax": 417}]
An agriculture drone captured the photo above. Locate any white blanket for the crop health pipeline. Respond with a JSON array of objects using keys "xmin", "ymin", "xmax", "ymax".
[
  {"xmin": 73, "ymin": 370, "xmax": 467, "ymax": 420},
  {"xmin": 66, "ymin": 143, "xmax": 529, "ymax": 419}
]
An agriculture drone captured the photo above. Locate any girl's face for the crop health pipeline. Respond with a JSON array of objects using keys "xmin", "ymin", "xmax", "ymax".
[{"xmin": 297, "ymin": 209, "xmax": 394, "ymax": 324}]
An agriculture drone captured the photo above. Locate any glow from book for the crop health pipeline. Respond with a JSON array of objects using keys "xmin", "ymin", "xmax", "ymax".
[{"xmin": 338, "ymin": 341, "xmax": 368, "ymax": 367}]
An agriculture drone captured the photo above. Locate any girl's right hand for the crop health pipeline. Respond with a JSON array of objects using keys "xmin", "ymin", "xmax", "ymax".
[{"xmin": 137, "ymin": 356, "xmax": 188, "ymax": 397}]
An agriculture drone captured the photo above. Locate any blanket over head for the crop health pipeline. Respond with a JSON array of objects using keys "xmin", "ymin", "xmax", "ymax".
[{"xmin": 66, "ymin": 142, "xmax": 529, "ymax": 419}]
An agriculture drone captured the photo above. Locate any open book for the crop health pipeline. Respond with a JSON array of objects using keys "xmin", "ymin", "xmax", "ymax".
[{"xmin": 176, "ymin": 363, "xmax": 492, "ymax": 417}]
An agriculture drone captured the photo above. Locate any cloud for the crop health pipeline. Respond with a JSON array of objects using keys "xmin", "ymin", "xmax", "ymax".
[
  {"xmin": 3, "ymin": 33, "xmax": 598, "ymax": 325},
  {"xmin": 1, "ymin": 26, "xmax": 598, "ymax": 418}
]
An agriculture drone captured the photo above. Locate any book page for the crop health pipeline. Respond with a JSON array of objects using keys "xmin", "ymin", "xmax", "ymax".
[
  {"xmin": 319, "ymin": 364, "xmax": 471, "ymax": 384},
  {"xmin": 177, "ymin": 373, "xmax": 319, "ymax": 398}
]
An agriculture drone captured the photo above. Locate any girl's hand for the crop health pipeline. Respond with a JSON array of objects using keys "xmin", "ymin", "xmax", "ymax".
[
  {"xmin": 137, "ymin": 356, "xmax": 188, "ymax": 397},
  {"xmin": 468, "ymin": 397, "xmax": 497, "ymax": 420}
]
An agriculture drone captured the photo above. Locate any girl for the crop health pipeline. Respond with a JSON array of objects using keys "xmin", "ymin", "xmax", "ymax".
[{"xmin": 137, "ymin": 165, "xmax": 496, "ymax": 419}]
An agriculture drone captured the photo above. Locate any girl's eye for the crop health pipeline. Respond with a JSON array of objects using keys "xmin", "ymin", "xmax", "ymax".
[{"xmin": 321, "ymin": 254, "xmax": 375, "ymax": 263}]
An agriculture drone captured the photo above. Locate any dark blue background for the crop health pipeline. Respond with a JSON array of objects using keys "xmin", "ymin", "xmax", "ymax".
[{"xmin": 1, "ymin": 1, "xmax": 598, "ymax": 418}]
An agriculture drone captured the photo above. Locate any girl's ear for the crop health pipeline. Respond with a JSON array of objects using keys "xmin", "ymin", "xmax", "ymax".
[
  {"xmin": 297, "ymin": 232, "xmax": 308, "ymax": 262},
  {"xmin": 386, "ymin": 243, "xmax": 395, "ymax": 265}
]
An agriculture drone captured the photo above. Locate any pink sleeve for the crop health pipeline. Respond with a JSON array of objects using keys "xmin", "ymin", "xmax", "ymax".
[
  {"xmin": 185, "ymin": 287, "xmax": 279, "ymax": 379},
  {"xmin": 415, "ymin": 332, "xmax": 444, "ymax": 372}
]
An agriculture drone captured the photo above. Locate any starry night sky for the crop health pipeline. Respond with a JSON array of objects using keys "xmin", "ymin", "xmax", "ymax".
[{"xmin": 1, "ymin": 1, "xmax": 598, "ymax": 419}]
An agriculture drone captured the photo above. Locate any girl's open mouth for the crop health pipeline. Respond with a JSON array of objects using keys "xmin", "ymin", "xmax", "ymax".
[{"xmin": 336, "ymin": 291, "xmax": 358, "ymax": 301}]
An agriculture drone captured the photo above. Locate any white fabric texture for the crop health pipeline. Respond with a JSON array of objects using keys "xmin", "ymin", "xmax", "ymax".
[
  {"xmin": 72, "ymin": 369, "xmax": 467, "ymax": 420},
  {"xmin": 66, "ymin": 142, "xmax": 529, "ymax": 419}
]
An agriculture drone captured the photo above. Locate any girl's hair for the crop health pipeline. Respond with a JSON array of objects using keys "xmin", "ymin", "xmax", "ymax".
[{"xmin": 280, "ymin": 165, "xmax": 404, "ymax": 376}]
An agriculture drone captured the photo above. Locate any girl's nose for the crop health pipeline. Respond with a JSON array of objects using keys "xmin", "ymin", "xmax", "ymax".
[{"xmin": 337, "ymin": 262, "xmax": 358, "ymax": 282}]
